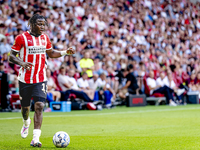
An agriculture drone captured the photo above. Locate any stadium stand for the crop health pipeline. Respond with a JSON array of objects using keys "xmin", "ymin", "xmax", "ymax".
[{"xmin": 0, "ymin": 0, "xmax": 200, "ymax": 110}]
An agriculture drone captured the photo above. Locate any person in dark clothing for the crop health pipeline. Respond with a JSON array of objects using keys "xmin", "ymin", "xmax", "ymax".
[
  {"xmin": 60, "ymin": 90, "xmax": 93, "ymax": 102},
  {"xmin": 0, "ymin": 62, "xmax": 9, "ymax": 110},
  {"xmin": 118, "ymin": 64, "xmax": 139, "ymax": 100}
]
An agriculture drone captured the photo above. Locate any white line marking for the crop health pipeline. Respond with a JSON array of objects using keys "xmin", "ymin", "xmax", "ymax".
[{"xmin": 0, "ymin": 107, "xmax": 200, "ymax": 120}]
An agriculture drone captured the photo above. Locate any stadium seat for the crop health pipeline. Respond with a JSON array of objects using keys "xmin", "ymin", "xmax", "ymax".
[
  {"xmin": 10, "ymin": 94, "xmax": 21, "ymax": 109},
  {"xmin": 52, "ymin": 76, "xmax": 62, "ymax": 91}
]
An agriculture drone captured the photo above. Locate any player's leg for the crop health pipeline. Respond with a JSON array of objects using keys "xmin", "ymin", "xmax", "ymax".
[
  {"xmin": 30, "ymin": 82, "xmax": 47, "ymax": 147},
  {"xmin": 19, "ymin": 81, "xmax": 32, "ymax": 138},
  {"xmin": 30, "ymin": 97, "xmax": 45, "ymax": 147}
]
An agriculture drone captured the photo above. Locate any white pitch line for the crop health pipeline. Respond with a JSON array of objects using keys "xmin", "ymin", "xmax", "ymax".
[{"xmin": 0, "ymin": 107, "xmax": 200, "ymax": 120}]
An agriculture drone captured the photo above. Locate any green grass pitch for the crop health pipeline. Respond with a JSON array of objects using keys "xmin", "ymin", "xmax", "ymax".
[{"xmin": 1, "ymin": 105, "xmax": 200, "ymax": 150}]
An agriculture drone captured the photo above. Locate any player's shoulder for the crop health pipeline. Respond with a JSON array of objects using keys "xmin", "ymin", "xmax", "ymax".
[
  {"xmin": 15, "ymin": 33, "xmax": 23, "ymax": 39},
  {"xmin": 15, "ymin": 31, "xmax": 29, "ymax": 39},
  {"xmin": 42, "ymin": 33, "xmax": 49, "ymax": 38}
]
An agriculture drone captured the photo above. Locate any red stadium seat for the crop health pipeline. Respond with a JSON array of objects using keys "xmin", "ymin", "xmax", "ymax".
[
  {"xmin": 52, "ymin": 77, "xmax": 62, "ymax": 91},
  {"xmin": 10, "ymin": 94, "xmax": 21, "ymax": 109},
  {"xmin": 69, "ymin": 94, "xmax": 76, "ymax": 99}
]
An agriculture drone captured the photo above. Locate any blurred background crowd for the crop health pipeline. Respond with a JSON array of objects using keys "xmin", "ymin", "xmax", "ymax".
[{"xmin": 1, "ymin": 0, "xmax": 200, "ymax": 109}]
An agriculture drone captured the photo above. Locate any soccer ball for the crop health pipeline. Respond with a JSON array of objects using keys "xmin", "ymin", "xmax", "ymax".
[{"xmin": 53, "ymin": 131, "xmax": 70, "ymax": 148}]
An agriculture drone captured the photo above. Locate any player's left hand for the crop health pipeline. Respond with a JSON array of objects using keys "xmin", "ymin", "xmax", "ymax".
[{"xmin": 66, "ymin": 47, "xmax": 75, "ymax": 55}]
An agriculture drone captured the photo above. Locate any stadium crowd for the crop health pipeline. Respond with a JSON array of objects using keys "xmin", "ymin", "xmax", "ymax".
[{"xmin": 1, "ymin": 0, "xmax": 200, "ymax": 109}]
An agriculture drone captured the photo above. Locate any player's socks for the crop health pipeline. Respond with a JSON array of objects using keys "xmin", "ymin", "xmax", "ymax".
[
  {"xmin": 30, "ymin": 129, "xmax": 42, "ymax": 147},
  {"xmin": 24, "ymin": 117, "xmax": 31, "ymax": 127},
  {"xmin": 21, "ymin": 117, "xmax": 31, "ymax": 138},
  {"xmin": 33, "ymin": 129, "xmax": 41, "ymax": 142}
]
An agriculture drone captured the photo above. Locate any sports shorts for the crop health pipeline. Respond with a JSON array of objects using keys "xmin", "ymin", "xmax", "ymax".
[{"xmin": 19, "ymin": 81, "xmax": 47, "ymax": 107}]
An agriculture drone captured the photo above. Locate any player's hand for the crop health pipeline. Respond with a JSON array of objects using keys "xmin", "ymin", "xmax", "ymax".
[
  {"xmin": 21, "ymin": 62, "xmax": 34, "ymax": 71},
  {"xmin": 66, "ymin": 47, "xmax": 75, "ymax": 55}
]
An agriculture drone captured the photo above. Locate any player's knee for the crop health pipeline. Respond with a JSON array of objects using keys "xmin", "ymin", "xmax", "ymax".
[
  {"xmin": 22, "ymin": 106, "xmax": 29, "ymax": 110},
  {"xmin": 35, "ymin": 102, "xmax": 44, "ymax": 112}
]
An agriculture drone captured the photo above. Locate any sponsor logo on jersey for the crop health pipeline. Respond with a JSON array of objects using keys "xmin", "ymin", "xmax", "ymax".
[{"xmin": 28, "ymin": 46, "xmax": 46, "ymax": 54}]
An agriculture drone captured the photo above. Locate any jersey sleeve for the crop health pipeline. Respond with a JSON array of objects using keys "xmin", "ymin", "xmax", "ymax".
[
  {"xmin": 11, "ymin": 35, "xmax": 23, "ymax": 52},
  {"xmin": 46, "ymin": 35, "xmax": 52, "ymax": 50}
]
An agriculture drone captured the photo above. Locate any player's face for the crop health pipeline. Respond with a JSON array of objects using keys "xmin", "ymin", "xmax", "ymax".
[{"xmin": 34, "ymin": 19, "xmax": 45, "ymax": 35}]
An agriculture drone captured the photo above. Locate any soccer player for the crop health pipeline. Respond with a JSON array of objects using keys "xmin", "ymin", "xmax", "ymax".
[{"xmin": 9, "ymin": 14, "xmax": 75, "ymax": 147}]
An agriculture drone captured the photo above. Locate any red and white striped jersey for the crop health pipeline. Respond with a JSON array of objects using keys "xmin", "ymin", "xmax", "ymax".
[{"xmin": 11, "ymin": 31, "xmax": 52, "ymax": 84}]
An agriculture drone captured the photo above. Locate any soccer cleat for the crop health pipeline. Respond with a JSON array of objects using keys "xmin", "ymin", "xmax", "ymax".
[
  {"xmin": 30, "ymin": 140, "xmax": 42, "ymax": 147},
  {"xmin": 21, "ymin": 119, "xmax": 31, "ymax": 138}
]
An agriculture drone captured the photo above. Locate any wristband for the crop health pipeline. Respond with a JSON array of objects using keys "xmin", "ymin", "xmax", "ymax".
[{"xmin": 60, "ymin": 51, "xmax": 67, "ymax": 56}]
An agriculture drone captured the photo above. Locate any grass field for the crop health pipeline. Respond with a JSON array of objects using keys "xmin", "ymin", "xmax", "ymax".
[{"xmin": 1, "ymin": 105, "xmax": 200, "ymax": 150}]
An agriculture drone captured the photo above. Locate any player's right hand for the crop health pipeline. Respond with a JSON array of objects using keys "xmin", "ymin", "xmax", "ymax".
[{"xmin": 21, "ymin": 62, "xmax": 34, "ymax": 71}]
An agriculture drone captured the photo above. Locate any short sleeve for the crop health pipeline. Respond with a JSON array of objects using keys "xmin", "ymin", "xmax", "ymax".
[
  {"xmin": 46, "ymin": 35, "xmax": 52, "ymax": 50},
  {"xmin": 11, "ymin": 35, "xmax": 23, "ymax": 52}
]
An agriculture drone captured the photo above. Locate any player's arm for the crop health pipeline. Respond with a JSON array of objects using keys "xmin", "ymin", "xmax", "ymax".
[
  {"xmin": 121, "ymin": 81, "xmax": 131, "ymax": 90},
  {"xmin": 63, "ymin": 82, "xmax": 73, "ymax": 88},
  {"xmin": 46, "ymin": 48, "xmax": 75, "ymax": 58},
  {"xmin": 9, "ymin": 50, "xmax": 33, "ymax": 71}
]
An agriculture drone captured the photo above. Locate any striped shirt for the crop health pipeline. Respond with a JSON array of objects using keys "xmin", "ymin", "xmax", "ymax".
[{"xmin": 11, "ymin": 31, "xmax": 52, "ymax": 84}]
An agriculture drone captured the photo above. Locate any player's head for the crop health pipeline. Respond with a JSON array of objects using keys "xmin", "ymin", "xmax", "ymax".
[{"xmin": 28, "ymin": 14, "xmax": 48, "ymax": 35}]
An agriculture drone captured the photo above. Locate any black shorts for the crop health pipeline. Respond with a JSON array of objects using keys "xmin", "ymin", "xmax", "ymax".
[{"xmin": 19, "ymin": 81, "xmax": 47, "ymax": 107}]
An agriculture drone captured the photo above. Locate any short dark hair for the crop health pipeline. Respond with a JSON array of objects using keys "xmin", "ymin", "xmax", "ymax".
[
  {"xmin": 127, "ymin": 64, "xmax": 133, "ymax": 71},
  {"xmin": 28, "ymin": 14, "xmax": 48, "ymax": 29}
]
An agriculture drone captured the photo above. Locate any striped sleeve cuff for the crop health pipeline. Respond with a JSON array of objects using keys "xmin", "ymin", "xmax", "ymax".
[{"xmin": 46, "ymin": 47, "xmax": 52, "ymax": 50}]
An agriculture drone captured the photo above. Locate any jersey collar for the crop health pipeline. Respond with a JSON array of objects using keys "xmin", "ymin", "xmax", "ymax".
[{"xmin": 27, "ymin": 31, "xmax": 43, "ymax": 37}]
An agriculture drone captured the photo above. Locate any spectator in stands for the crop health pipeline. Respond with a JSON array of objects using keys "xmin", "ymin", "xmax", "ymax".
[
  {"xmin": 156, "ymin": 72, "xmax": 166, "ymax": 87},
  {"xmin": 0, "ymin": 62, "xmax": 9, "ymax": 110},
  {"xmin": 0, "ymin": 38, "xmax": 10, "ymax": 55},
  {"xmin": 67, "ymin": 69, "xmax": 94, "ymax": 100},
  {"xmin": 79, "ymin": 51, "xmax": 94, "ymax": 78},
  {"xmin": 118, "ymin": 64, "xmax": 140, "ymax": 100},
  {"xmin": 88, "ymin": 73, "xmax": 99, "ymax": 90},
  {"xmin": 46, "ymin": 68, "xmax": 61, "ymax": 101},
  {"xmin": 57, "ymin": 66, "xmax": 92, "ymax": 102},
  {"xmin": 77, "ymin": 72, "xmax": 95, "ymax": 99},
  {"xmin": 156, "ymin": 71, "xmax": 185, "ymax": 104},
  {"xmin": 96, "ymin": 72, "xmax": 116, "ymax": 104},
  {"xmin": 187, "ymin": 71, "xmax": 197, "ymax": 92},
  {"xmin": 147, "ymin": 71, "xmax": 177, "ymax": 106},
  {"xmin": 164, "ymin": 72, "xmax": 185, "ymax": 104},
  {"xmin": 1, "ymin": 0, "xmax": 200, "ymax": 107},
  {"xmin": 77, "ymin": 72, "xmax": 89, "ymax": 89}
]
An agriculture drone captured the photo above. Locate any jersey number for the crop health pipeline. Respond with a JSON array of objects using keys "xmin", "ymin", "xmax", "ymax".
[{"xmin": 42, "ymin": 83, "xmax": 47, "ymax": 94}]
